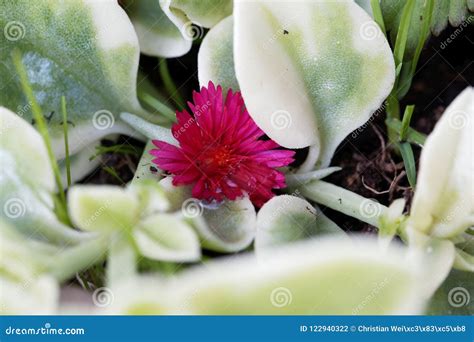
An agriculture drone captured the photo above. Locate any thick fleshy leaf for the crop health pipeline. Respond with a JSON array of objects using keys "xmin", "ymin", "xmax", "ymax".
[
  {"xmin": 234, "ymin": 0, "xmax": 395, "ymax": 167},
  {"xmin": 124, "ymin": 0, "xmax": 191, "ymax": 58},
  {"xmin": 381, "ymin": 0, "xmax": 474, "ymax": 42},
  {"xmin": 103, "ymin": 236, "xmax": 427, "ymax": 315},
  {"xmin": 427, "ymin": 269, "xmax": 473, "ymax": 315},
  {"xmin": 0, "ymin": 0, "xmax": 155, "ymax": 159},
  {"xmin": 171, "ymin": 236, "xmax": 426, "ymax": 314},
  {"xmin": 1, "ymin": 274, "xmax": 58, "ymax": 315},
  {"xmin": 354, "ymin": 0, "xmax": 373, "ymax": 16},
  {"xmin": 132, "ymin": 140, "xmax": 163, "ymax": 183},
  {"xmin": 408, "ymin": 87, "xmax": 473, "ymax": 239},
  {"xmin": 408, "ymin": 236, "xmax": 456, "ymax": 297},
  {"xmin": 454, "ymin": 248, "xmax": 474, "ymax": 272},
  {"xmin": 129, "ymin": 180, "xmax": 170, "ymax": 217},
  {"xmin": 121, "ymin": 112, "xmax": 176, "ymax": 144},
  {"xmin": 105, "ymin": 276, "xmax": 171, "ymax": 315},
  {"xmin": 255, "ymin": 195, "xmax": 344, "ymax": 253},
  {"xmin": 134, "ymin": 213, "xmax": 201, "ymax": 262},
  {"xmin": 68, "ymin": 186, "xmax": 139, "ymax": 234},
  {"xmin": 0, "ymin": 221, "xmax": 59, "ymax": 314},
  {"xmin": 191, "ymin": 196, "xmax": 257, "ymax": 253},
  {"xmin": 198, "ymin": 16, "xmax": 239, "ymax": 91},
  {"xmin": 161, "ymin": 0, "xmax": 233, "ymax": 30},
  {"xmin": 453, "ymin": 233, "xmax": 474, "ymax": 272},
  {"xmin": 0, "ymin": 108, "xmax": 87, "ymax": 244},
  {"xmin": 153, "ymin": 176, "xmax": 257, "ymax": 253},
  {"xmin": 0, "ymin": 107, "xmax": 54, "ymax": 191},
  {"xmin": 158, "ymin": 176, "xmax": 193, "ymax": 211}
]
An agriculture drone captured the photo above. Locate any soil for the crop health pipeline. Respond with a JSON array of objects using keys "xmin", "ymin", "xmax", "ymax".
[
  {"xmin": 325, "ymin": 24, "xmax": 473, "ymax": 233},
  {"xmin": 81, "ymin": 24, "xmax": 473, "ymax": 234}
]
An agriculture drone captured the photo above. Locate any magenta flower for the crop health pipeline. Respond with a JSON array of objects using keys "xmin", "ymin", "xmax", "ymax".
[{"xmin": 150, "ymin": 82, "xmax": 295, "ymax": 207}]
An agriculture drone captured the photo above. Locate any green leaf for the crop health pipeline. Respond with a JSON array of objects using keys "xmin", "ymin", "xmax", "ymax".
[
  {"xmin": 453, "ymin": 248, "xmax": 474, "ymax": 272},
  {"xmin": 105, "ymin": 276, "xmax": 170, "ymax": 315},
  {"xmin": 381, "ymin": 0, "xmax": 473, "ymax": 55},
  {"xmin": 408, "ymin": 87, "xmax": 474, "ymax": 239},
  {"xmin": 409, "ymin": 236, "xmax": 456, "ymax": 297},
  {"xmin": 427, "ymin": 269, "xmax": 473, "ymax": 315},
  {"xmin": 234, "ymin": 0, "xmax": 395, "ymax": 168},
  {"xmin": 385, "ymin": 117, "xmax": 426, "ymax": 146},
  {"xmin": 136, "ymin": 176, "xmax": 255, "ymax": 253},
  {"xmin": 392, "ymin": 0, "xmax": 416, "ymax": 67},
  {"xmin": 132, "ymin": 141, "xmax": 161, "ymax": 183},
  {"xmin": 0, "ymin": 0, "xmax": 156, "ymax": 159},
  {"xmin": 399, "ymin": 105, "xmax": 415, "ymax": 140},
  {"xmin": 67, "ymin": 183, "xmax": 201, "ymax": 264},
  {"xmin": 255, "ymin": 195, "xmax": 345, "ymax": 253},
  {"xmin": 369, "ymin": 0, "xmax": 386, "ymax": 34},
  {"xmin": 0, "ymin": 221, "xmax": 59, "ymax": 314},
  {"xmin": 0, "ymin": 107, "xmax": 88, "ymax": 244},
  {"xmin": 129, "ymin": 179, "xmax": 170, "ymax": 216},
  {"xmin": 134, "ymin": 213, "xmax": 201, "ymax": 262},
  {"xmin": 191, "ymin": 196, "xmax": 257, "ymax": 252},
  {"xmin": 448, "ymin": 0, "xmax": 470, "ymax": 27},
  {"xmin": 158, "ymin": 177, "xmax": 193, "ymax": 211},
  {"xmin": 399, "ymin": 142, "xmax": 417, "ymax": 188},
  {"xmin": 121, "ymin": 112, "xmax": 176, "ymax": 144},
  {"xmin": 198, "ymin": 15, "xmax": 239, "ymax": 91},
  {"xmin": 0, "ymin": 106, "xmax": 54, "ymax": 191},
  {"xmin": 68, "ymin": 186, "xmax": 140, "ymax": 234},
  {"xmin": 161, "ymin": 0, "xmax": 233, "ymax": 29},
  {"xmin": 355, "ymin": 0, "xmax": 373, "ymax": 17},
  {"xmin": 173, "ymin": 236, "xmax": 426, "ymax": 314},
  {"xmin": 123, "ymin": 0, "xmax": 191, "ymax": 58}
]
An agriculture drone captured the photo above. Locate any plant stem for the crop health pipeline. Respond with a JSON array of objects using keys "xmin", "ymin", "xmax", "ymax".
[
  {"xmin": 158, "ymin": 58, "xmax": 185, "ymax": 110},
  {"xmin": 300, "ymin": 180, "xmax": 388, "ymax": 228},
  {"xmin": 106, "ymin": 232, "xmax": 137, "ymax": 287}
]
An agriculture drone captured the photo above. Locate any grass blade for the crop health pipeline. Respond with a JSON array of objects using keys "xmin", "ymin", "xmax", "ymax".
[
  {"xmin": 399, "ymin": 142, "xmax": 417, "ymax": 188},
  {"xmin": 385, "ymin": 118, "xmax": 426, "ymax": 146},
  {"xmin": 61, "ymin": 96, "xmax": 72, "ymax": 187},
  {"xmin": 393, "ymin": 0, "xmax": 416, "ymax": 68},
  {"xmin": 140, "ymin": 93, "xmax": 176, "ymax": 122},
  {"xmin": 400, "ymin": 105, "xmax": 415, "ymax": 141},
  {"xmin": 158, "ymin": 58, "xmax": 185, "ymax": 110},
  {"xmin": 12, "ymin": 49, "xmax": 66, "ymax": 202},
  {"xmin": 370, "ymin": 0, "xmax": 387, "ymax": 35}
]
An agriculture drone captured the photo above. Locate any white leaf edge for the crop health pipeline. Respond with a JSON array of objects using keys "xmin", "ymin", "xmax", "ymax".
[
  {"xmin": 134, "ymin": 213, "xmax": 201, "ymax": 262},
  {"xmin": 234, "ymin": 0, "xmax": 395, "ymax": 163},
  {"xmin": 408, "ymin": 87, "xmax": 474, "ymax": 238}
]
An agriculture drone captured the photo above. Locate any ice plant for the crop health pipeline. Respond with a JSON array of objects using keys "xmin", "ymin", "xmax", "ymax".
[{"xmin": 150, "ymin": 82, "xmax": 295, "ymax": 207}]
